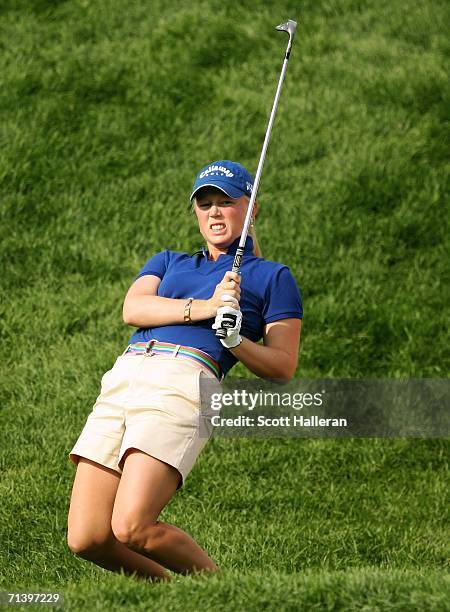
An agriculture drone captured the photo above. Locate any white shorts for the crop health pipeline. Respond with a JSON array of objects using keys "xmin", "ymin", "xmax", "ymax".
[{"xmin": 69, "ymin": 352, "xmax": 221, "ymax": 489}]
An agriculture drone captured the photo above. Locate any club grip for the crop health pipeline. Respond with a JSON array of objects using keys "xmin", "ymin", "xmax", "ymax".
[{"xmin": 215, "ymin": 260, "xmax": 242, "ymax": 338}]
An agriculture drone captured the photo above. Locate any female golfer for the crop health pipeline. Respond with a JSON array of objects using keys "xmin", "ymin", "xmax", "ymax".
[{"xmin": 67, "ymin": 160, "xmax": 303, "ymax": 581}]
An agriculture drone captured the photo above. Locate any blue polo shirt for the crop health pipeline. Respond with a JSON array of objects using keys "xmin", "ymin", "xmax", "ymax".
[{"xmin": 129, "ymin": 236, "xmax": 303, "ymax": 377}]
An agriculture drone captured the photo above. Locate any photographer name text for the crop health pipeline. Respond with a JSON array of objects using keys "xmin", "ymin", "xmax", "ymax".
[{"xmin": 211, "ymin": 415, "xmax": 348, "ymax": 428}]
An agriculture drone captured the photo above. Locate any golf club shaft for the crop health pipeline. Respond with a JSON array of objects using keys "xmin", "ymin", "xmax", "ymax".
[
  {"xmin": 216, "ymin": 19, "xmax": 297, "ymax": 339},
  {"xmin": 232, "ymin": 55, "xmax": 291, "ymax": 273}
]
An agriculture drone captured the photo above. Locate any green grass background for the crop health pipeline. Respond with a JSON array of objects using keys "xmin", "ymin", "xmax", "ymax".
[{"xmin": 0, "ymin": 0, "xmax": 449, "ymax": 609}]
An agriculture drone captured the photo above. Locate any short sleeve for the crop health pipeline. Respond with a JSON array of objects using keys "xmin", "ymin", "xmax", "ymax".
[
  {"xmin": 134, "ymin": 251, "xmax": 168, "ymax": 281},
  {"xmin": 262, "ymin": 266, "xmax": 303, "ymax": 323}
]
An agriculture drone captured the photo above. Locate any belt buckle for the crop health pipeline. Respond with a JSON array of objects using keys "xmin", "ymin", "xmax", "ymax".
[{"xmin": 145, "ymin": 339, "xmax": 157, "ymax": 355}]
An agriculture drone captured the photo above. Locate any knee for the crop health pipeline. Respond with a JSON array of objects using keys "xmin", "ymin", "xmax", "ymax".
[
  {"xmin": 111, "ymin": 515, "xmax": 163, "ymax": 550},
  {"xmin": 67, "ymin": 530, "xmax": 112, "ymax": 558}
]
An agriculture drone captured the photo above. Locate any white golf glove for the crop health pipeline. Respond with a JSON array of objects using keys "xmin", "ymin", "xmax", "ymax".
[{"xmin": 212, "ymin": 295, "xmax": 243, "ymax": 349}]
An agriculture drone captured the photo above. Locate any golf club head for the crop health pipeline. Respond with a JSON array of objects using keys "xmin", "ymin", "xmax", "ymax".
[{"xmin": 276, "ymin": 19, "xmax": 297, "ymax": 56}]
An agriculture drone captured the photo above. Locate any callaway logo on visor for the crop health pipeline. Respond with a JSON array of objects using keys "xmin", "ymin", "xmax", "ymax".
[{"xmin": 199, "ymin": 165, "xmax": 234, "ymax": 179}]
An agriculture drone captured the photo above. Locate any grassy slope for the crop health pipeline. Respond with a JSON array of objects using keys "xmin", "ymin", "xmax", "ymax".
[{"xmin": 0, "ymin": 0, "xmax": 449, "ymax": 609}]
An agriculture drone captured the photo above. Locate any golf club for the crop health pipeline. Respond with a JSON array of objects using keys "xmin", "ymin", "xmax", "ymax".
[{"xmin": 215, "ymin": 19, "xmax": 298, "ymax": 338}]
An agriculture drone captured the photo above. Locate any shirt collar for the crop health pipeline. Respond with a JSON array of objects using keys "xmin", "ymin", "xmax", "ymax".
[{"xmin": 198, "ymin": 235, "xmax": 254, "ymax": 259}]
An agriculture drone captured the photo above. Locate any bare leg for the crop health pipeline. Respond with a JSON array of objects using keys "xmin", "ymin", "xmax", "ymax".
[
  {"xmin": 111, "ymin": 449, "xmax": 219, "ymax": 575},
  {"xmin": 67, "ymin": 458, "xmax": 171, "ymax": 581}
]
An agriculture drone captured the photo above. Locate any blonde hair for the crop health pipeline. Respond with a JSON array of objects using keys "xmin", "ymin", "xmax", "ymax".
[
  {"xmin": 191, "ymin": 193, "xmax": 262, "ymax": 258},
  {"xmin": 244, "ymin": 195, "xmax": 262, "ymax": 257},
  {"xmin": 249, "ymin": 222, "xmax": 262, "ymax": 257}
]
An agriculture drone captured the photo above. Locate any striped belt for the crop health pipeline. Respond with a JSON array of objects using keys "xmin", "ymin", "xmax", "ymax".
[{"xmin": 123, "ymin": 340, "xmax": 222, "ymax": 381}]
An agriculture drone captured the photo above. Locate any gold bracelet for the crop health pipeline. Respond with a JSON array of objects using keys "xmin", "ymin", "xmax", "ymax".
[{"xmin": 183, "ymin": 297, "xmax": 194, "ymax": 322}]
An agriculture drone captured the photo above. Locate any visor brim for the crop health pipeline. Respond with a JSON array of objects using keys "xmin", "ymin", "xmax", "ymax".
[{"xmin": 190, "ymin": 181, "xmax": 246, "ymax": 201}]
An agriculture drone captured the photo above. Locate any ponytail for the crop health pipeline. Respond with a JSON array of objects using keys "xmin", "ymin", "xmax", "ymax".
[
  {"xmin": 249, "ymin": 223, "xmax": 262, "ymax": 257},
  {"xmin": 247, "ymin": 194, "xmax": 262, "ymax": 257}
]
